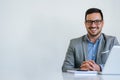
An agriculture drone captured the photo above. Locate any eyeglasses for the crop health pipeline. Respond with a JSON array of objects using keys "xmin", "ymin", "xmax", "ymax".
[{"xmin": 85, "ymin": 20, "xmax": 103, "ymax": 25}]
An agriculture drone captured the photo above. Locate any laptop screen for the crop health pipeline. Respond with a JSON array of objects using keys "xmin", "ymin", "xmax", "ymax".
[{"xmin": 102, "ymin": 46, "xmax": 120, "ymax": 74}]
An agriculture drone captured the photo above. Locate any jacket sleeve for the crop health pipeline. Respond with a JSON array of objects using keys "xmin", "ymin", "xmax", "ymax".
[
  {"xmin": 62, "ymin": 40, "xmax": 76, "ymax": 72},
  {"xmin": 113, "ymin": 37, "xmax": 120, "ymax": 46}
]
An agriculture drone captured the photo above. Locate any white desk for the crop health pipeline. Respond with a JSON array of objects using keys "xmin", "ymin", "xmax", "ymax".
[{"xmin": 62, "ymin": 72, "xmax": 120, "ymax": 80}]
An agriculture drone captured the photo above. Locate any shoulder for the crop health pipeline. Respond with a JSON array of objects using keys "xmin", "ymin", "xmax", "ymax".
[
  {"xmin": 71, "ymin": 35, "xmax": 85, "ymax": 41},
  {"xmin": 102, "ymin": 33, "xmax": 117, "ymax": 40},
  {"xmin": 102, "ymin": 33, "xmax": 119, "ymax": 45},
  {"xmin": 69, "ymin": 35, "xmax": 86, "ymax": 45}
]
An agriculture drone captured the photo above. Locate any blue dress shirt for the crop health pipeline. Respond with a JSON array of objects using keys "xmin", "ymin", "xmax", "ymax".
[{"xmin": 86, "ymin": 35, "xmax": 102, "ymax": 61}]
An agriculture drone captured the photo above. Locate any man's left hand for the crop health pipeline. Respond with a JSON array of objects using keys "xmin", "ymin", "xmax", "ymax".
[{"xmin": 80, "ymin": 60, "xmax": 100, "ymax": 71}]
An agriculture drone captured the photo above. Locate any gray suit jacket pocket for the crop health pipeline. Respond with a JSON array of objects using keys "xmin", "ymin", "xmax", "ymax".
[{"xmin": 100, "ymin": 50, "xmax": 110, "ymax": 64}]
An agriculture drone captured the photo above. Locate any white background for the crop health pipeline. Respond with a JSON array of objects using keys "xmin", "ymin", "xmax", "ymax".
[{"xmin": 0, "ymin": 0, "xmax": 120, "ymax": 80}]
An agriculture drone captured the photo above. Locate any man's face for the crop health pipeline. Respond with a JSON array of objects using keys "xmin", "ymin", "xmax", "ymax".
[{"xmin": 85, "ymin": 13, "xmax": 104, "ymax": 37}]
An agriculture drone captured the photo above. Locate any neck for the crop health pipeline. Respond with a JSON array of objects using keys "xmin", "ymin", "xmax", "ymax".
[{"xmin": 87, "ymin": 33, "xmax": 101, "ymax": 43}]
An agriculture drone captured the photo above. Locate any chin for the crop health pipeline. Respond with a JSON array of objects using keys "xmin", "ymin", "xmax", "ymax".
[{"xmin": 91, "ymin": 33, "xmax": 101, "ymax": 37}]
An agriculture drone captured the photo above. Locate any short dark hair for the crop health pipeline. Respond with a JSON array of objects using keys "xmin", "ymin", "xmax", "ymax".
[{"xmin": 85, "ymin": 8, "xmax": 103, "ymax": 21}]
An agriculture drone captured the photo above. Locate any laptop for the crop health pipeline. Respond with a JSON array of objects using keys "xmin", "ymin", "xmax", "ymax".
[{"xmin": 99, "ymin": 46, "xmax": 120, "ymax": 75}]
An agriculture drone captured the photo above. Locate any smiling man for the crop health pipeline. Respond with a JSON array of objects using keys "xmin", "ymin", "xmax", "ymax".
[{"xmin": 62, "ymin": 8, "xmax": 119, "ymax": 72}]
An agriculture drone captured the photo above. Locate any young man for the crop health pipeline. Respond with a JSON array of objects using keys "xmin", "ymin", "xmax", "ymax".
[{"xmin": 62, "ymin": 8, "xmax": 119, "ymax": 72}]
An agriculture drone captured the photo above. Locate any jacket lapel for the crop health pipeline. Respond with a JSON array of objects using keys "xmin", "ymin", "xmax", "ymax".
[
  {"xmin": 82, "ymin": 36, "xmax": 88, "ymax": 61},
  {"xmin": 96, "ymin": 36, "xmax": 105, "ymax": 63}
]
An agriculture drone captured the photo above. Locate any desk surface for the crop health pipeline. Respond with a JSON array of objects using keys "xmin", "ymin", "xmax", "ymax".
[{"xmin": 62, "ymin": 72, "xmax": 120, "ymax": 80}]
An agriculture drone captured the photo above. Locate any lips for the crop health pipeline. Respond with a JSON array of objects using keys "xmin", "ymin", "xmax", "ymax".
[{"xmin": 89, "ymin": 28, "xmax": 97, "ymax": 32}]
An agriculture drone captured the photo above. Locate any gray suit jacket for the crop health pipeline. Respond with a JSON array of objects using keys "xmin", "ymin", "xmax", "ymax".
[{"xmin": 62, "ymin": 33, "xmax": 119, "ymax": 72}]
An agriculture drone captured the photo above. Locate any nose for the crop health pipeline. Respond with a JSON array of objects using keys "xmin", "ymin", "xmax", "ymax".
[{"xmin": 91, "ymin": 22, "xmax": 96, "ymax": 27}]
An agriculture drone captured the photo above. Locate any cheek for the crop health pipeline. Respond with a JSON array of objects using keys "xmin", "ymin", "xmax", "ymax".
[
  {"xmin": 101, "ymin": 22, "xmax": 104, "ymax": 27},
  {"xmin": 98, "ymin": 23, "xmax": 104, "ymax": 29},
  {"xmin": 85, "ymin": 24, "xmax": 89, "ymax": 28},
  {"xmin": 85, "ymin": 26, "xmax": 89, "ymax": 30},
  {"xmin": 99, "ymin": 25, "xmax": 103, "ymax": 29}
]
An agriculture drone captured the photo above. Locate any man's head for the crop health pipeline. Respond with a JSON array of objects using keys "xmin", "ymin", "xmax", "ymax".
[
  {"xmin": 85, "ymin": 8, "xmax": 103, "ymax": 21},
  {"xmin": 85, "ymin": 8, "xmax": 104, "ymax": 38}
]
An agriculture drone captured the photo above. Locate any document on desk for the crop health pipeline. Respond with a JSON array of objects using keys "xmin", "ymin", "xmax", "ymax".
[{"xmin": 67, "ymin": 70, "xmax": 98, "ymax": 76}]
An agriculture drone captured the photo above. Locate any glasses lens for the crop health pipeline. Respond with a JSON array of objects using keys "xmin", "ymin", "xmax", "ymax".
[{"xmin": 86, "ymin": 20, "xmax": 102, "ymax": 25}]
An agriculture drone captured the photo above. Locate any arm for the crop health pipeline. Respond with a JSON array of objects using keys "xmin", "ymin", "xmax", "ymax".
[
  {"xmin": 62, "ymin": 41, "xmax": 76, "ymax": 72},
  {"xmin": 113, "ymin": 37, "xmax": 120, "ymax": 46}
]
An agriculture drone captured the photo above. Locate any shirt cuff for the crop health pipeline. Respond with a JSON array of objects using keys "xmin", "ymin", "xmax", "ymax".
[{"xmin": 99, "ymin": 64, "xmax": 103, "ymax": 71}]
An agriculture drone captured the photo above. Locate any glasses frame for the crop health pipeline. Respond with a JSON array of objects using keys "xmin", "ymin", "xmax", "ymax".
[{"xmin": 85, "ymin": 20, "xmax": 103, "ymax": 25}]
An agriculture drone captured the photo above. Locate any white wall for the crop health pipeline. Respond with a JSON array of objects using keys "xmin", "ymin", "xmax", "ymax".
[{"xmin": 0, "ymin": 0, "xmax": 120, "ymax": 80}]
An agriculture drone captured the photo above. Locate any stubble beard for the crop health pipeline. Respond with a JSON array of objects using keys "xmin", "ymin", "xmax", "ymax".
[{"xmin": 88, "ymin": 28, "xmax": 101, "ymax": 38}]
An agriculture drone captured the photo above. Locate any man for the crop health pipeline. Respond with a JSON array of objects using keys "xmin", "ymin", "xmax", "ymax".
[{"xmin": 62, "ymin": 8, "xmax": 119, "ymax": 72}]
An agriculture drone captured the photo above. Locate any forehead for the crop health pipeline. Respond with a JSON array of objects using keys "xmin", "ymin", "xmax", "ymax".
[{"xmin": 86, "ymin": 13, "xmax": 102, "ymax": 20}]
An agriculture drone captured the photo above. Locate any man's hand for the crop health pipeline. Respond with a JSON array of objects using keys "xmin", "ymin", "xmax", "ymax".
[{"xmin": 80, "ymin": 60, "xmax": 100, "ymax": 71}]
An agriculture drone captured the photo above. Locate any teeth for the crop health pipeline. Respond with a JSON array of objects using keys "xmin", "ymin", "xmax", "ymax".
[
  {"xmin": 91, "ymin": 28, "xmax": 96, "ymax": 30},
  {"xmin": 90, "ymin": 28, "xmax": 97, "ymax": 32},
  {"xmin": 91, "ymin": 29, "xmax": 96, "ymax": 30}
]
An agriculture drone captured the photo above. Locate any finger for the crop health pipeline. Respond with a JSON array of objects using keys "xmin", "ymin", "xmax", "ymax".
[
  {"xmin": 88, "ymin": 61, "xmax": 100, "ymax": 71},
  {"xmin": 89, "ymin": 67, "xmax": 95, "ymax": 71},
  {"xmin": 81, "ymin": 63, "xmax": 94, "ymax": 70},
  {"xmin": 82, "ymin": 61, "xmax": 87, "ymax": 64},
  {"xmin": 89, "ymin": 60, "xmax": 95, "ymax": 64},
  {"xmin": 80, "ymin": 64, "xmax": 89, "ymax": 71},
  {"xmin": 82, "ymin": 61, "xmax": 90, "ymax": 64},
  {"xmin": 88, "ymin": 61, "xmax": 94, "ymax": 66},
  {"xmin": 80, "ymin": 67, "xmax": 89, "ymax": 71},
  {"xmin": 80, "ymin": 63, "xmax": 86, "ymax": 68}
]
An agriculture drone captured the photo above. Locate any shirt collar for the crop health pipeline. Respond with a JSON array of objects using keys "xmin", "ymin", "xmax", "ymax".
[{"xmin": 85, "ymin": 33, "xmax": 103, "ymax": 43}]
